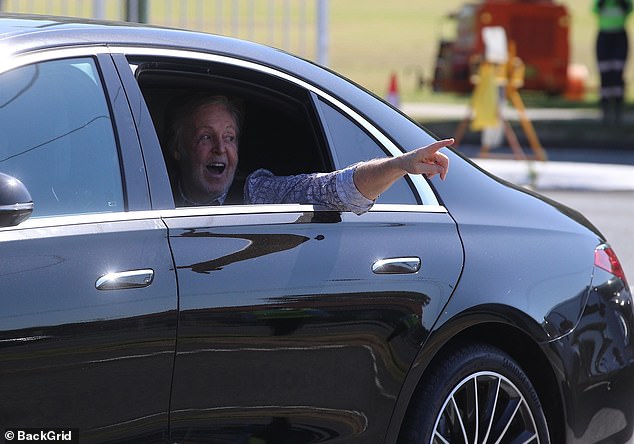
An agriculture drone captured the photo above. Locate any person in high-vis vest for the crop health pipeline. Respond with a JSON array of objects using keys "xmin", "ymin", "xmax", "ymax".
[{"xmin": 594, "ymin": 0, "xmax": 632, "ymax": 125}]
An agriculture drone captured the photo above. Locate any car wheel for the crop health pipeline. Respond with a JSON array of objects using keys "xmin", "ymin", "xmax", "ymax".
[{"xmin": 399, "ymin": 342, "xmax": 550, "ymax": 444}]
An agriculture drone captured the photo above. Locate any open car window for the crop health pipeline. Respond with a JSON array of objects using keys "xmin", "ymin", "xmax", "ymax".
[
  {"xmin": 132, "ymin": 58, "xmax": 330, "ymax": 206},
  {"xmin": 130, "ymin": 55, "xmax": 420, "ymax": 210}
]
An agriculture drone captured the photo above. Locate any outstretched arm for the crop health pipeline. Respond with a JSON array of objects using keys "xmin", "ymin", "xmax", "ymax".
[{"xmin": 353, "ymin": 138, "xmax": 453, "ymax": 201}]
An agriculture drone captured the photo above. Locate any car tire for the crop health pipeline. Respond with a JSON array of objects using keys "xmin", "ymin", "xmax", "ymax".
[{"xmin": 399, "ymin": 341, "xmax": 551, "ymax": 444}]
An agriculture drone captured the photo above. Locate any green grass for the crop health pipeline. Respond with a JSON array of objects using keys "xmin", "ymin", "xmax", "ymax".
[
  {"xmin": 330, "ymin": 0, "xmax": 466, "ymax": 99},
  {"xmin": 327, "ymin": 0, "xmax": 628, "ymax": 104},
  {"xmin": 3, "ymin": 0, "xmax": 630, "ymax": 104}
]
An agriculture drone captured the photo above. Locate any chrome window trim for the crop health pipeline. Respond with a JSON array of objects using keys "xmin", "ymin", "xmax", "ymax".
[
  {"xmin": 371, "ymin": 204, "xmax": 446, "ymax": 213},
  {"xmin": 157, "ymin": 203, "xmax": 448, "ymax": 219},
  {"xmin": 2, "ymin": 45, "xmax": 440, "ymax": 208},
  {"xmin": 0, "ymin": 46, "xmax": 111, "ymax": 74},
  {"xmin": 0, "ymin": 203, "xmax": 447, "ymax": 233},
  {"xmin": 0, "ymin": 211, "xmax": 164, "ymax": 230},
  {"xmin": 0, "ymin": 215, "xmax": 165, "ymax": 241}
]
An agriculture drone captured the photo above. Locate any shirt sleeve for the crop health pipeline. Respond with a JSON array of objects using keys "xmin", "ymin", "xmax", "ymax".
[{"xmin": 244, "ymin": 165, "xmax": 374, "ymax": 215}]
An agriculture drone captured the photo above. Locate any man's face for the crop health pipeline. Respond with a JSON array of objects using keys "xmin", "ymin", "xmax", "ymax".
[{"xmin": 178, "ymin": 102, "xmax": 239, "ymax": 203}]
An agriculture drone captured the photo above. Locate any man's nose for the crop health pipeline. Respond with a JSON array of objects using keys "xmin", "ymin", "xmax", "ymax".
[{"xmin": 209, "ymin": 135, "xmax": 225, "ymax": 153}]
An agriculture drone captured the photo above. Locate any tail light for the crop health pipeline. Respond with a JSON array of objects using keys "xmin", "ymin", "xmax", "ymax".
[{"xmin": 595, "ymin": 244, "xmax": 629, "ymax": 288}]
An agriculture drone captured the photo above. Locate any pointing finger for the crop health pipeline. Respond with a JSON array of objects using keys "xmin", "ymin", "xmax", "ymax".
[{"xmin": 423, "ymin": 138, "xmax": 454, "ymax": 153}]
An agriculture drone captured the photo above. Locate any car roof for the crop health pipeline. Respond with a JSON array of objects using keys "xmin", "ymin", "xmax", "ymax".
[
  {"xmin": 0, "ymin": 13, "xmax": 353, "ymax": 102},
  {"xmin": 0, "ymin": 13, "xmax": 283, "ymax": 62}
]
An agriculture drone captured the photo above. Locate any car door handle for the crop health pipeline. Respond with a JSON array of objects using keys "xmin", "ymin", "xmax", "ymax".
[
  {"xmin": 95, "ymin": 269, "xmax": 154, "ymax": 290},
  {"xmin": 372, "ymin": 257, "xmax": 421, "ymax": 274}
]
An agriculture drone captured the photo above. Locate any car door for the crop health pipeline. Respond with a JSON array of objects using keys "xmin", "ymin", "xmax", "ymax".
[
  {"xmin": 0, "ymin": 54, "xmax": 177, "ymax": 442},
  {"xmin": 166, "ymin": 208, "xmax": 462, "ymax": 443},
  {"xmin": 124, "ymin": 53, "xmax": 463, "ymax": 443}
]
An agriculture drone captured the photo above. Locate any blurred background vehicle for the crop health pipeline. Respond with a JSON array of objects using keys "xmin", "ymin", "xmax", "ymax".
[{"xmin": 431, "ymin": 0, "xmax": 571, "ymax": 96}]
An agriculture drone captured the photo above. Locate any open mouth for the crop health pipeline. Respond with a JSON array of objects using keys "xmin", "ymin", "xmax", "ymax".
[{"xmin": 207, "ymin": 162, "xmax": 226, "ymax": 175}]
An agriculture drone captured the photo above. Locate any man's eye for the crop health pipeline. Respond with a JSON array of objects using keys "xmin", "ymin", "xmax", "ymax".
[
  {"xmin": 224, "ymin": 135, "xmax": 236, "ymax": 143},
  {"xmin": 198, "ymin": 135, "xmax": 211, "ymax": 143}
]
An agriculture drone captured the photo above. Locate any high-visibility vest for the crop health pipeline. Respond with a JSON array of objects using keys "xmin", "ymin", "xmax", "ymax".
[{"xmin": 593, "ymin": 0, "xmax": 632, "ymax": 31}]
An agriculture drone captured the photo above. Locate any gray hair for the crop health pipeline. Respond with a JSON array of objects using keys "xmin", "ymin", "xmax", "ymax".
[{"xmin": 167, "ymin": 95, "xmax": 242, "ymax": 158}]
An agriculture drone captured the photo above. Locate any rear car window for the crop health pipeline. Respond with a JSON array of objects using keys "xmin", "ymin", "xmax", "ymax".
[{"xmin": 315, "ymin": 97, "xmax": 418, "ymax": 205}]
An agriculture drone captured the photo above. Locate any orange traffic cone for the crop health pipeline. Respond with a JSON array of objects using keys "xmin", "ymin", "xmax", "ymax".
[{"xmin": 386, "ymin": 72, "xmax": 400, "ymax": 108}]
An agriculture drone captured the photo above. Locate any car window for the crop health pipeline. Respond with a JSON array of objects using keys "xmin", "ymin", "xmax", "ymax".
[
  {"xmin": 0, "ymin": 57, "xmax": 124, "ymax": 218},
  {"xmin": 315, "ymin": 97, "xmax": 418, "ymax": 205},
  {"xmin": 134, "ymin": 57, "xmax": 421, "ymax": 210},
  {"xmin": 133, "ymin": 60, "xmax": 330, "ymax": 207}
]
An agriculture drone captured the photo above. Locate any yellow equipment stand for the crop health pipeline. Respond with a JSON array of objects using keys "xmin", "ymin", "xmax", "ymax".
[{"xmin": 453, "ymin": 43, "xmax": 548, "ymax": 161}]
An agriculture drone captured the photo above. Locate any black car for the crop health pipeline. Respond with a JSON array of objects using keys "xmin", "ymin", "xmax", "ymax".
[{"xmin": 0, "ymin": 13, "xmax": 632, "ymax": 444}]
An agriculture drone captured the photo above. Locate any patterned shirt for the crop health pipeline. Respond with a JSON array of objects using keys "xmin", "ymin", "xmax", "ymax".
[{"xmin": 244, "ymin": 165, "xmax": 374, "ymax": 215}]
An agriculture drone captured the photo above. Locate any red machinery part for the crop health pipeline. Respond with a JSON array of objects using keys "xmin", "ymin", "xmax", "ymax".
[{"xmin": 432, "ymin": 0, "xmax": 570, "ymax": 95}]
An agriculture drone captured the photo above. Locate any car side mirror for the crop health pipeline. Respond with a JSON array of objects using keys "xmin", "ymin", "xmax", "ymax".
[{"xmin": 0, "ymin": 172, "xmax": 33, "ymax": 227}]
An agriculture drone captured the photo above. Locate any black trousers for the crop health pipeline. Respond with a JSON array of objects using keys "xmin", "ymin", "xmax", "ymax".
[{"xmin": 596, "ymin": 30, "xmax": 629, "ymax": 122}]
